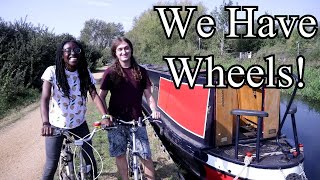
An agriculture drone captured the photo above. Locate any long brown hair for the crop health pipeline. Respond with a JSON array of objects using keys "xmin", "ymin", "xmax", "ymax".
[{"xmin": 110, "ymin": 37, "xmax": 142, "ymax": 81}]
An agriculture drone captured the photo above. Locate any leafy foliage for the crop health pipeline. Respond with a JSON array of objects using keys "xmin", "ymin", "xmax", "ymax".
[
  {"xmin": 80, "ymin": 19, "xmax": 125, "ymax": 49},
  {"xmin": 1, "ymin": 0, "xmax": 320, "ymax": 116},
  {"xmin": 210, "ymin": 0, "xmax": 235, "ymax": 55},
  {"xmin": 80, "ymin": 19, "xmax": 125, "ymax": 65},
  {"xmin": 126, "ymin": 0, "xmax": 208, "ymax": 64},
  {"xmin": 0, "ymin": 18, "xmax": 102, "ymax": 116},
  {"xmin": 124, "ymin": 0, "xmax": 320, "ymax": 100}
]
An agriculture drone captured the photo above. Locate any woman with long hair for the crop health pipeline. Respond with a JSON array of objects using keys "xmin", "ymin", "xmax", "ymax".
[{"xmin": 40, "ymin": 39, "xmax": 111, "ymax": 180}]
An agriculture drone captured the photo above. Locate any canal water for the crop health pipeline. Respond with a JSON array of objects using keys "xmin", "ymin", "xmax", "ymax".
[{"xmin": 280, "ymin": 95, "xmax": 320, "ymax": 179}]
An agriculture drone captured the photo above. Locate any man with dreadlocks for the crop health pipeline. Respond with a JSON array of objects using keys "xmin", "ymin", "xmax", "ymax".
[
  {"xmin": 40, "ymin": 39, "xmax": 111, "ymax": 180},
  {"xmin": 99, "ymin": 37, "xmax": 160, "ymax": 180}
]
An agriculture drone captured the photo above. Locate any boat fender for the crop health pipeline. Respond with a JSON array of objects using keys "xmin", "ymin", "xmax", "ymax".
[
  {"xmin": 233, "ymin": 152, "xmax": 253, "ymax": 180},
  {"xmin": 299, "ymin": 144, "xmax": 304, "ymax": 152}
]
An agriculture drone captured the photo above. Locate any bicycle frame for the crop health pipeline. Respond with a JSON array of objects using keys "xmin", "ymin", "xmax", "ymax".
[
  {"xmin": 56, "ymin": 129, "xmax": 93, "ymax": 180},
  {"xmin": 54, "ymin": 122, "xmax": 114, "ymax": 180},
  {"xmin": 131, "ymin": 124, "xmax": 141, "ymax": 180},
  {"xmin": 59, "ymin": 138, "xmax": 76, "ymax": 180},
  {"xmin": 115, "ymin": 116, "xmax": 161, "ymax": 180}
]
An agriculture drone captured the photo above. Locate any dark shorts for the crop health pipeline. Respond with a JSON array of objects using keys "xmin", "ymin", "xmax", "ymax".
[{"xmin": 107, "ymin": 125, "xmax": 152, "ymax": 159}]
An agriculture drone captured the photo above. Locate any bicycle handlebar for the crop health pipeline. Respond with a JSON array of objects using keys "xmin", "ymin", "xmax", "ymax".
[
  {"xmin": 114, "ymin": 116, "xmax": 162, "ymax": 127},
  {"xmin": 52, "ymin": 128, "xmax": 96, "ymax": 144},
  {"xmin": 51, "ymin": 116, "xmax": 161, "ymax": 139},
  {"xmin": 100, "ymin": 124, "xmax": 118, "ymax": 130},
  {"xmin": 52, "ymin": 121, "xmax": 117, "ymax": 144}
]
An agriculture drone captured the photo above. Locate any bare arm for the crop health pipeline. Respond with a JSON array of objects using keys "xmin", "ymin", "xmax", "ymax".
[
  {"xmin": 144, "ymin": 86, "xmax": 161, "ymax": 119},
  {"xmin": 97, "ymin": 88, "xmax": 113, "ymax": 125},
  {"xmin": 89, "ymin": 85, "xmax": 112, "ymax": 125},
  {"xmin": 89, "ymin": 85, "xmax": 107, "ymax": 115},
  {"xmin": 40, "ymin": 80, "xmax": 53, "ymax": 136},
  {"xmin": 99, "ymin": 89, "xmax": 109, "ymax": 111}
]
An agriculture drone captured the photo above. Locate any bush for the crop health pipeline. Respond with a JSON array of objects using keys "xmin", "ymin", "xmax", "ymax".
[{"xmin": 0, "ymin": 18, "xmax": 103, "ymax": 116}]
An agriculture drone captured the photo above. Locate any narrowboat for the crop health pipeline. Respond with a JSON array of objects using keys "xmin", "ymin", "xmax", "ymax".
[{"xmin": 141, "ymin": 64, "xmax": 307, "ymax": 180}]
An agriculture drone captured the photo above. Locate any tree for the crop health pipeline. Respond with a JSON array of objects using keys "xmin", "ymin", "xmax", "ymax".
[
  {"xmin": 211, "ymin": 0, "xmax": 235, "ymax": 55},
  {"xmin": 126, "ymin": 0, "xmax": 208, "ymax": 64},
  {"xmin": 80, "ymin": 19, "xmax": 124, "ymax": 49}
]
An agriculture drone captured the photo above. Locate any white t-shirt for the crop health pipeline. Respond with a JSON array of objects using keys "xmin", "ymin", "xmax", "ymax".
[{"xmin": 41, "ymin": 66, "xmax": 96, "ymax": 129}]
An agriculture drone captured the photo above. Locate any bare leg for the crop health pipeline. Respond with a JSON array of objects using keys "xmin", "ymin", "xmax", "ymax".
[
  {"xmin": 116, "ymin": 154, "xmax": 129, "ymax": 180},
  {"xmin": 141, "ymin": 158, "xmax": 155, "ymax": 180}
]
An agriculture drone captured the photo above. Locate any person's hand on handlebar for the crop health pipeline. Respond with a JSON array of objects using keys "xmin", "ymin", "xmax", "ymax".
[
  {"xmin": 151, "ymin": 110, "xmax": 161, "ymax": 119},
  {"xmin": 41, "ymin": 122, "xmax": 54, "ymax": 136},
  {"xmin": 101, "ymin": 114, "xmax": 113, "ymax": 126}
]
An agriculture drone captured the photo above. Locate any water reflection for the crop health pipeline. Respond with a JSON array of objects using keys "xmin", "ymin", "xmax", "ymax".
[
  {"xmin": 286, "ymin": 94, "xmax": 320, "ymax": 114},
  {"xmin": 280, "ymin": 94, "xmax": 320, "ymax": 179}
]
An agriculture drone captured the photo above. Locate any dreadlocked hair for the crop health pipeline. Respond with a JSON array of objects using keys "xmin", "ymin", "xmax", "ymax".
[
  {"xmin": 110, "ymin": 37, "xmax": 142, "ymax": 81},
  {"xmin": 55, "ymin": 39, "xmax": 92, "ymax": 99}
]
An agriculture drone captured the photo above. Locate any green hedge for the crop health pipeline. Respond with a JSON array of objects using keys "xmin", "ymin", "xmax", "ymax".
[{"xmin": 0, "ymin": 18, "xmax": 102, "ymax": 117}]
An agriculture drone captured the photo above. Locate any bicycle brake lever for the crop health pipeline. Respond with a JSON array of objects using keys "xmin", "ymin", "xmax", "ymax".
[
  {"xmin": 101, "ymin": 124, "xmax": 117, "ymax": 130},
  {"xmin": 138, "ymin": 117, "xmax": 143, "ymax": 127},
  {"xmin": 151, "ymin": 120, "xmax": 162, "ymax": 124}
]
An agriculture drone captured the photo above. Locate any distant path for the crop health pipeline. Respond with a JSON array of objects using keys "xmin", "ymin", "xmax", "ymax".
[{"xmin": 0, "ymin": 66, "xmax": 108, "ymax": 180}]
